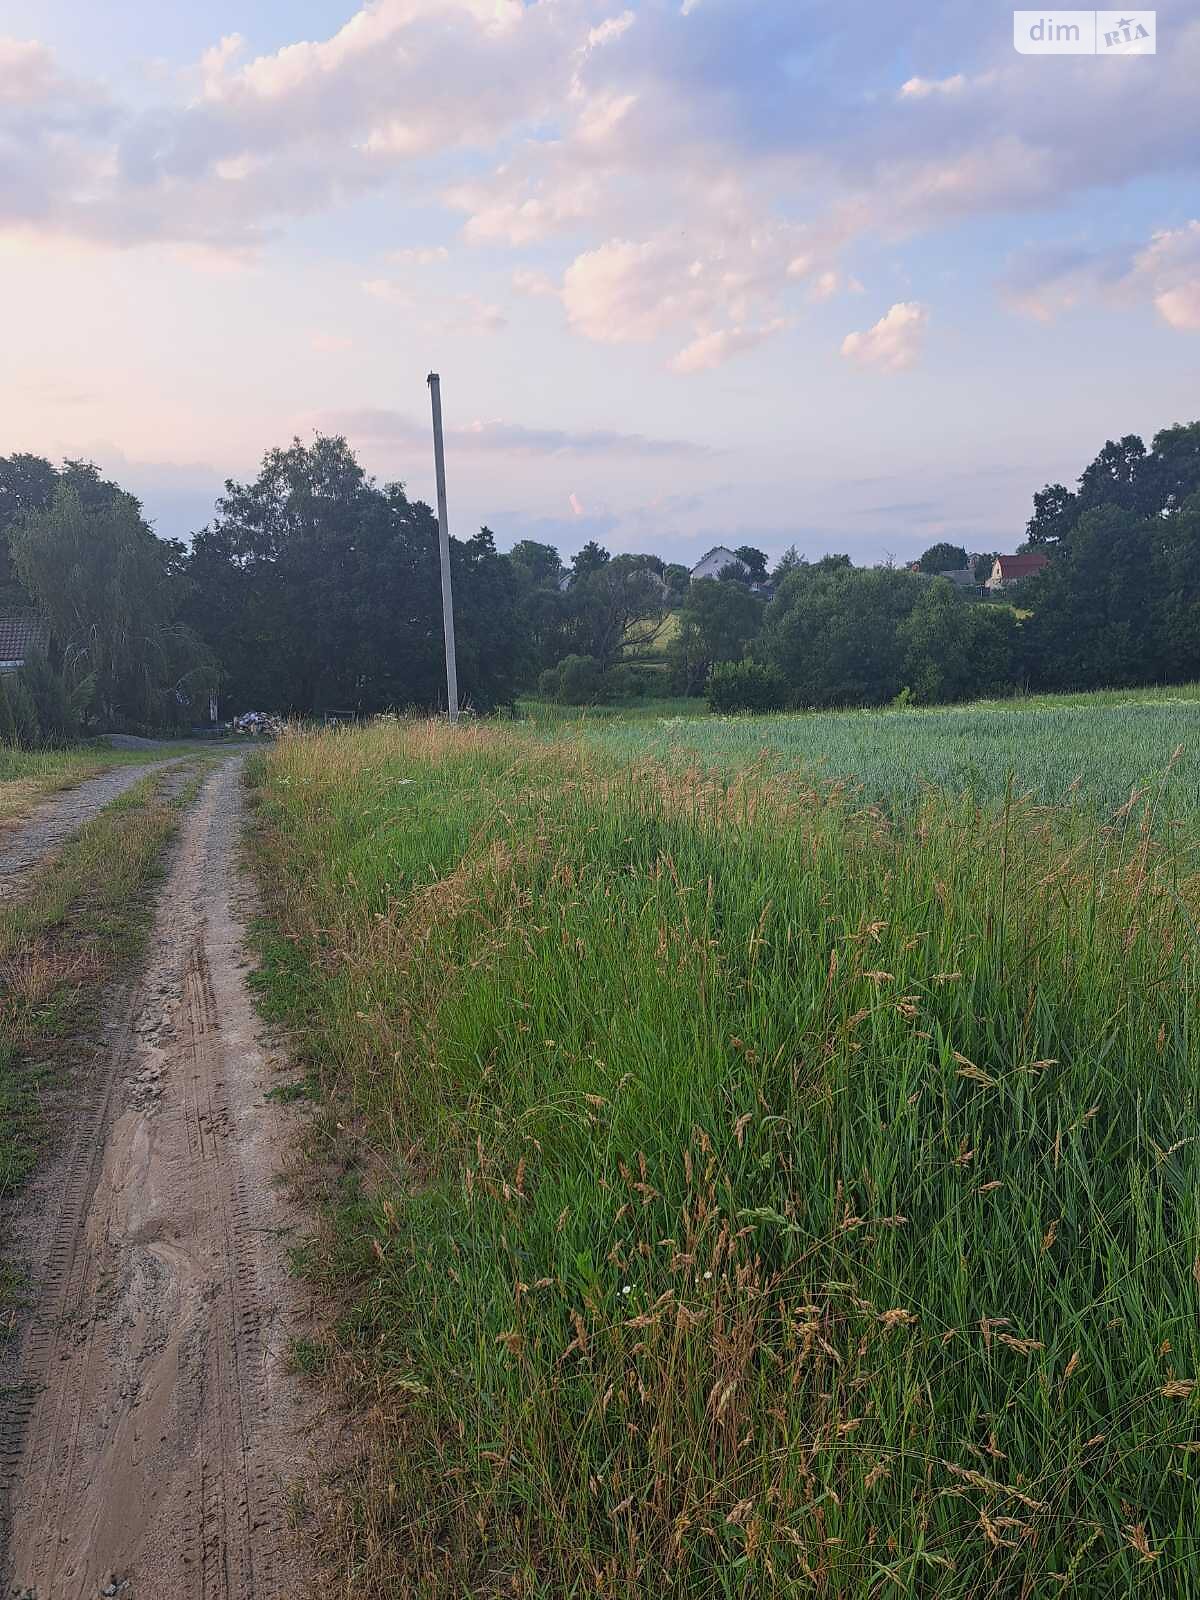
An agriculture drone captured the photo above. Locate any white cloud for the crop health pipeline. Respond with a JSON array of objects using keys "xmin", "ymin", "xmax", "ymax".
[
  {"xmin": 321, "ymin": 409, "xmax": 710, "ymax": 459},
  {"xmin": 448, "ymin": 294, "xmax": 508, "ymax": 336},
  {"xmin": 512, "ymin": 267, "xmax": 560, "ymax": 298},
  {"xmin": 840, "ymin": 302, "xmax": 928, "ymax": 371},
  {"xmin": 899, "ymin": 73, "xmax": 967, "ymax": 99},
  {"xmin": 585, "ymin": 13, "xmax": 635, "ymax": 51},
  {"xmin": 387, "ymin": 245, "xmax": 449, "ymax": 266},
  {"xmin": 1130, "ymin": 222, "xmax": 1200, "ymax": 331},
  {"xmin": 1001, "ymin": 222, "xmax": 1200, "ymax": 332},
  {"xmin": 361, "ymin": 277, "xmax": 413, "ymax": 306},
  {"xmin": 569, "ymin": 491, "xmax": 586, "ymax": 516},
  {"xmin": 310, "ymin": 331, "xmax": 353, "ymax": 353},
  {"xmin": 0, "ymin": 38, "xmax": 61, "ymax": 104},
  {"xmin": 671, "ymin": 321, "xmax": 788, "ymax": 373},
  {"xmin": 560, "ymin": 223, "xmax": 807, "ymax": 368}
]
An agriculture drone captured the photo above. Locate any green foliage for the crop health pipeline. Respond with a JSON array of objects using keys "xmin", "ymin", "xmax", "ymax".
[
  {"xmin": 899, "ymin": 580, "xmax": 1018, "ymax": 702},
  {"xmin": 17, "ymin": 649, "xmax": 89, "ymax": 746},
  {"xmin": 11, "ymin": 479, "xmax": 211, "ymax": 732},
  {"xmin": 1021, "ymin": 498, "xmax": 1200, "ymax": 690},
  {"xmin": 4, "ymin": 674, "xmax": 39, "ymax": 747},
  {"xmin": 0, "ymin": 677, "xmax": 16, "ymax": 747},
  {"xmin": 538, "ymin": 653, "xmax": 605, "ymax": 704},
  {"xmin": 187, "ymin": 435, "xmax": 522, "ymax": 715},
  {"xmin": 249, "ymin": 717, "xmax": 1200, "ymax": 1596},
  {"xmin": 668, "ymin": 576, "xmax": 764, "ymax": 694},
  {"xmin": 763, "ymin": 557, "xmax": 925, "ymax": 706},
  {"xmin": 706, "ymin": 657, "xmax": 787, "ymax": 712},
  {"xmin": 733, "ymin": 544, "xmax": 769, "ymax": 583},
  {"xmin": 771, "ymin": 543, "xmax": 804, "ymax": 581},
  {"xmin": 917, "ymin": 540, "xmax": 969, "ymax": 573},
  {"xmin": 590, "ymin": 686, "xmax": 1200, "ymax": 812},
  {"xmin": 973, "ymin": 549, "xmax": 997, "ymax": 584},
  {"xmin": 570, "ymin": 540, "xmax": 610, "ymax": 579}
]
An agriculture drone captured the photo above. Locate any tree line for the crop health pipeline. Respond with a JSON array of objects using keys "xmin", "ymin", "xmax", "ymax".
[{"xmin": 0, "ymin": 420, "xmax": 1197, "ymax": 741}]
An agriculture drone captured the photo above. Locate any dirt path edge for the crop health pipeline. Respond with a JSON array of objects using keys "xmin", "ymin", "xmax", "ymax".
[{"xmin": 0, "ymin": 756, "xmax": 321, "ymax": 1600}]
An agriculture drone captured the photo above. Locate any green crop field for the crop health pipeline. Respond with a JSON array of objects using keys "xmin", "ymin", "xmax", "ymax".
[
  {"xmin": 249, "ymin": 690, "xmax": 1200, "ymax": 1597},
  {"xmin": 585, "ymin": 686, "xmax": 1200, "ymax": 814}
]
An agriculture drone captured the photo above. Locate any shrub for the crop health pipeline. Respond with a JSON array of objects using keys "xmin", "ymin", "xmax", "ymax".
[
  {"xmin": 5, "ymin": 674, "xmax": 40, "ymax": 746},
  {"xmin": 706, "ymin": 659, "xmax": 787, "ymax": 713},
  {"xmin": 605, "ymin": 663, "xmax": 657, "ymax": 700},
  {"xmin": 539, "ymin": 654, "xmax": 606, "ymax": 705},
  {"xmin": 19, "ymin": 650, "xmax": 80, "ymax": 745},
  {"xmin": 0, "ymin": 676, "xmax": 16, "ymax": 746}
]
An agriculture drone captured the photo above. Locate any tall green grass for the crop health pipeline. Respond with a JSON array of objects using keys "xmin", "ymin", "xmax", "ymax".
[
  {"xmin": 0, "ymin": 740, "xmax": 193, "ymax": 826},
  {"xmin": 588, "ymin": 692, "xmax": 1200, "ymax": 813},
  {"xmin": 251, "ymin": 717, "xmax": 1200, "ymax": 1597}
]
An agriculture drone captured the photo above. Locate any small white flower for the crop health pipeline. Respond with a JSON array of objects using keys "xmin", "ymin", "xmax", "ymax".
[
  {"xmin": 621, "ymin": 1285, "xmax": 632, "ymax": 1295},
  {"xmin": 703, "ymin": 1271, "xmax": 713, "ymax": 1280}
]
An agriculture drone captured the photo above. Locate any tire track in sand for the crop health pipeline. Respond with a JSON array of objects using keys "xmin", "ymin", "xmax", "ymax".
[{"xmin": 0, "ymin": 756, "xmax": 314, "ymax": 1599}]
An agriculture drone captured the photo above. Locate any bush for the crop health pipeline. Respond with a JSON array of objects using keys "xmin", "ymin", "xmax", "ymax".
[
  {"xmin": 4, "ymin": 673, "xmax": 40, "ymax": 746},
  {"xmin": 605, "ymin": 663, "xmax": 657, "ymax": 700},
  {"xmin": 538, "ymin": 654, "xmax": 606, "ymax": 705},
  {"xmin": 706, "ymin": 659, "xmax": 788, "ymax": 713},
  {"xmin": 19, "ymin": 650, "xmax": 81, "ymax": 745},
  {"xmin": 0, "ymin": 676, "xmax": 16, "ymax": 746}
]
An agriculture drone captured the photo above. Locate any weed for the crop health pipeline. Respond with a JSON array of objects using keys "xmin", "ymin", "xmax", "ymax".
[{"xmin": 248, "ymin": 709, "xmax": 1200, "ymax": 1597}]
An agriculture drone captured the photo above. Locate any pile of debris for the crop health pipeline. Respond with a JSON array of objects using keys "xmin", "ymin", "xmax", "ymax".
[{"xmin": 232, "ymin": 710, "xmax": 285, "ymax": 738}]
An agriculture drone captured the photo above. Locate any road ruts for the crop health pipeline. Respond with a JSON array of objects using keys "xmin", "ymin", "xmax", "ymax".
[
  {"xmin": 0, "ymin": 756, "xmax": 312, "ymax": 1599},
  {"xmin": 0, "ymin": 758, "xmax": 181, "ymax": 900}
]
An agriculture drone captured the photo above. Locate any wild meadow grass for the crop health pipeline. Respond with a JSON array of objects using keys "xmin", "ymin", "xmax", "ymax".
[
  {"xmin": 250, "ymin": 712, "xmax": 1200, "ymax": 1597},
  {"xmin": 586, "ymin": 689, "xmax": 1200, "ymax": 813},
  {"xmin": 0, "ymin": 739, "xmax": 194, "ymax": 826}
]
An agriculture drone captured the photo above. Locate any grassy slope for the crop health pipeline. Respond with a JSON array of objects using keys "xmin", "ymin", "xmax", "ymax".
[
  {"xmin": 0, "ymin": 767, "xmax": 203, "ymax": 1200},
  {"xmin": 249, "ymin": 707, "xmax": 1199, "ymax": 1597}
]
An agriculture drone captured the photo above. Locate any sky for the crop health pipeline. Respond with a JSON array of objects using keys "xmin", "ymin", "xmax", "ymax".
[{"xmin": 2, "ymin": 0, "xmax": 1198, "ymax": 566}]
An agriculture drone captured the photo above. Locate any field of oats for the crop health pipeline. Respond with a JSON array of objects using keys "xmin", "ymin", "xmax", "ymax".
[{"xmin": 249, "ymin": 699, "xmax": 1199, "ymax": 1598}]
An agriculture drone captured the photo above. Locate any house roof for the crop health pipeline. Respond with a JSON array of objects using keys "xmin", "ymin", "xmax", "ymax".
[
  {"xmin": 0, "ymin": 612, "xmax": 47, "ymax": 666},
  {"xmin": 937, "ymin": 568, "xmax": 979, "ymax": 588},
  {"xmin": 994, "ymin": 552, "xmax": 1049, "ymax": 581},
  {"xmin": 691, "ymin": 546, "xmax": 739, "ymax": 572}
]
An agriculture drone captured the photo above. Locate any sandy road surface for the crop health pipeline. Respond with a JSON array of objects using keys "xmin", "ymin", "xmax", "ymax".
[
  {"xmin": 0, "ymin": 761, "xmax": 180, "ymax": 901},
  {"xmin": 1, "ymin": 756, "xmax": 314, "ymax": 1599}
]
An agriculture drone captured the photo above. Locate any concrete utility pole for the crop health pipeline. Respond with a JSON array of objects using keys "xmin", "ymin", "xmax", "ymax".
[{"xmin": 427, "ymin": 371, "xmax": 460, "ymax": 722}]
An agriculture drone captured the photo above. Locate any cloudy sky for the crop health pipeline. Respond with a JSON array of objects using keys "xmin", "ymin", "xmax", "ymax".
[{"xmin": 2, "ymin": 1, "xmax": 1198, "ymax": 564}]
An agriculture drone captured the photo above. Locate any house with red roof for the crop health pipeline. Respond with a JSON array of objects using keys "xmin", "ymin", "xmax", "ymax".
[{"xmin": 985, "ymin": 552, "xmax": 1049, "ymax": 592}]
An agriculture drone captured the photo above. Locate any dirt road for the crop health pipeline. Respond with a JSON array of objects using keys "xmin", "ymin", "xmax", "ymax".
[
  {"xmin": 0, "ymin": 756, "xmax": 314, "ymax": 1599},
  {"xmin": 0, "ymin": 760, "xmax": 180, "ymax": 901}
]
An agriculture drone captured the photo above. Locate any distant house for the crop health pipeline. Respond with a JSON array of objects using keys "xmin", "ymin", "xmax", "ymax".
[
  {"xmin": 985, "ymin": 552, "xmax": 1049, "ymax": 592},
  {"xmin": 0, "ymin": 613, "xmax": 47, "ymax": 673},
  {"xmin": 690, "ymin": 546, "xmax": 743, "ymax": 582},
  {"xmin": 936, "ymin": 567, "xmax": 982, "ymax": 593}
]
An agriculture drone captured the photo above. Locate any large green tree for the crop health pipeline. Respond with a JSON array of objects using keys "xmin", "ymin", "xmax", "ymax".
[
  {"xmin": 561, "ymin": 554, "xmax": 669, "ymax": 671},
  {"xmin": 12, "ymin": 480, "xmax": 211, "ymax": 729},
  {"xmin": 186, "ymin": 435, "xmax": 522, "ymax": 714},
  {"xmin": 1017, "ymin": 423, "xmax": 1200, "ymax": 691},
  {"xmin": 900, "ymin": 579, "xmax": 1018, "ymax": 702},
  {"xmin": 668, "ymin": 577, "xmax": 764, "ymax": 695},
  {"xmin": 762, "ymin": 558, "xmax": 925, "ymax": 706},
  {"xmin": 917, "ymin": 542, "xmax": 969, "ymax": 574}
]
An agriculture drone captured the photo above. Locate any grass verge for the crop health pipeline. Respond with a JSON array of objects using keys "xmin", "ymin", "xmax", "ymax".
[
  {"xmin": 0, "ymin": 765, "xmax": 205, "ymax": 1202},
  {"xmin": 0, "ymin": 741, "xmax": 198, "ymax": 829},
  {"xmin": 248, "ymin": 718, "xmax": 1199, "ymax": 1598}
]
